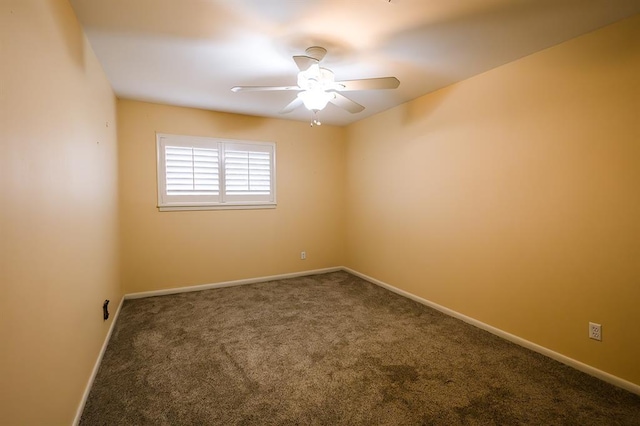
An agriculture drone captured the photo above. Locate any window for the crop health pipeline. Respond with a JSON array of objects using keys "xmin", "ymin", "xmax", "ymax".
[{"xmin": 157, "ymin": 134, "xmax": 276, "ymax": 211}]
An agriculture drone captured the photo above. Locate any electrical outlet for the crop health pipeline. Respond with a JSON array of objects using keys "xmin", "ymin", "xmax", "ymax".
[
  {"xmin": 589, "ymin": 322, "xmax": 602, "ymax": 341},
  {"xmin": 300, "ymin": 251, "xmax": 306, "ymax": 260}
]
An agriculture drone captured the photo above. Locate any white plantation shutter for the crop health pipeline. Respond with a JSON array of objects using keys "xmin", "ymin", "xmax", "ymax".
[
  {"xmin": 224, "ymin": 143, "xmax": 273, "ymax": 202},
  {"xmin": 225, "ymin": 150, "xmax": 271, "ymax": 194},
  {"xmin": 157, "ymin": 134, "xmax": 275, "ymax": 210},
  {"xmin": 165, "ymin": 146, "xmax": 219, "ymax": 195}
]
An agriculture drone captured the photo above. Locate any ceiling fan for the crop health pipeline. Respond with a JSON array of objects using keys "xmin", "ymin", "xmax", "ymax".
[{"xmin": 231, "ymin": 46, "xmax": 400, "ymax": 125}]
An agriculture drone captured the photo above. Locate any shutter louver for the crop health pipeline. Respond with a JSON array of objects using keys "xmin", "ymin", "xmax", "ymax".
[{"xmin": 165, "ymin": 146, "xmax": 219, "ymax": 195}]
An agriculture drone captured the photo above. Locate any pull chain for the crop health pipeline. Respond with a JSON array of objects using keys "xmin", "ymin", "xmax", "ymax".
[{"xmin": 310, "ymin": 110, "xmax": 322, "ymax": 127}]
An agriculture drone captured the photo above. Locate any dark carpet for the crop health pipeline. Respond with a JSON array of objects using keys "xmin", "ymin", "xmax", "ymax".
[{"xmin": 80, "ymin": 271, "xmax": 640, "ymax": 425}]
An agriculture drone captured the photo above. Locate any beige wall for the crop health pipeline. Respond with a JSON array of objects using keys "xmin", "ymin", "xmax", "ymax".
[
  {"xmin": 0, "ymin": 0, "xmax": 121, "ymax": 424},
  {"xmin": 117, "ymin": 100, "xmax": 346, "ymax": 294},
  {"xmin": 345, "ymin": 15, "xmax": 640, "ymax": 385}
]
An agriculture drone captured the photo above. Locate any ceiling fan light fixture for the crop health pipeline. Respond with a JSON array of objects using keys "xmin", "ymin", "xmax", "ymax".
[
  {"xmin": 232, "ymin": 46, "xmax": 398, "ymax": 118},
  {"xmin": 298, "ymin": 89, "xmax": 333, "ymax": 111}
]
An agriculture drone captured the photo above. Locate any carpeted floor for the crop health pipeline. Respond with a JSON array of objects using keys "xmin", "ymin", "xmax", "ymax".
[{"xmin": 80, "ymin": 271, "xmax": 640, "ymax": 425}]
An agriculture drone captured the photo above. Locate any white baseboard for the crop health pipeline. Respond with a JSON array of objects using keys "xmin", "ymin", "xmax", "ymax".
[
  {"xmin": 124, "ymin": 267, "xmax": 343, "ymax": 300},
  {"xmin": 343, "ymin": 267, "xmax": 640, "ymax": 396},
  {"xmin": 73, "ymin": 296, "xmax": 125, "ymax": 426}
]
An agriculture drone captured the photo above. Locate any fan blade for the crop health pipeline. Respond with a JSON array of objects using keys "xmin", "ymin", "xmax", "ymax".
[
  {"xmin": 329, "ymin": 92, "xmax": 365, "ymax": 114},
  {"xmin": 333, "ymin": 77, "xmax": 400, "ymax": 91},
  {"xmin": 231, "ymin": 85, "xmax": 300, "ymax": 92},
  {"xmin": 279, "ymin": 97, "xmax": 304, "ymax": 114},
  {"xmin": 293, "ymin": 55, "xmax": 318, "ymax": 71}
]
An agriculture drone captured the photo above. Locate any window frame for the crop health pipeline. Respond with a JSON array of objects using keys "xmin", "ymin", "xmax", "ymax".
[{"xmin": 156, "ymin": 133, "xmax": 276, "ymax": 211}]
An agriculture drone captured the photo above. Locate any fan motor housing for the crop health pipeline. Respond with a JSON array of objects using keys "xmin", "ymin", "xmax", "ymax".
[{"xmin": 305, "ymin": 46, "xmax": 327, "ymax": 62}]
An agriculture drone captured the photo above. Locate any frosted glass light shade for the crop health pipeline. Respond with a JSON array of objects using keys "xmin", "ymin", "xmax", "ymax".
[{"xmin": 298, "ymin": 90, "xmax": 333, "ymax": 111}]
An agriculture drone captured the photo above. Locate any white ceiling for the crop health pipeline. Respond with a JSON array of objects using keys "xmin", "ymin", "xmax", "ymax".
[{"xmin": 70, "ymin": 0, "xmax": 640, "ymax": 126}]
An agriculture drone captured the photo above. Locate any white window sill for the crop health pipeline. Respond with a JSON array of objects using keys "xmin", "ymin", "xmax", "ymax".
[{"xmin": 158, "ymin": 203, "xmax": 277, "ymax": 212}]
